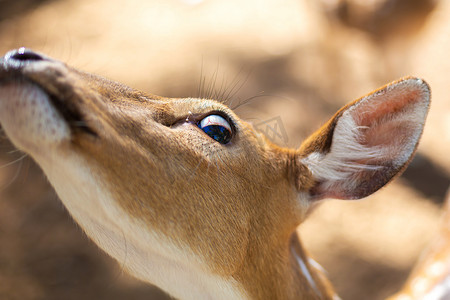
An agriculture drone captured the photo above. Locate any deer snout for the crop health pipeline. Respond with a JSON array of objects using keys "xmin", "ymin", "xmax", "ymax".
[
  {"xmin": 0, "ymin": 48, "xmax": 53, "ymax": 81},
  {"xmin": 3, "ymin": 48, "xmax": 46, "ymax": 66}
]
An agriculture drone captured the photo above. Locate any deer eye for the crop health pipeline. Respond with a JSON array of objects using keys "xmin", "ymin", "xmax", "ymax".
[{"xmin": 198, "ymin": 114, "xmax": 233, "ymax": 144}]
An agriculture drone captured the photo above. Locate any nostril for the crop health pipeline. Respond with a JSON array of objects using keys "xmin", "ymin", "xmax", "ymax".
[{"xmin": 9, "ymin": 48, "xmax": 44, "ymax": 62}]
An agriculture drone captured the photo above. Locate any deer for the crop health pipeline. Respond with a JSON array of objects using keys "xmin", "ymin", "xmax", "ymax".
[{"xmin": 0, "ymin": 47, "xmax": 441, "ymax": 299}]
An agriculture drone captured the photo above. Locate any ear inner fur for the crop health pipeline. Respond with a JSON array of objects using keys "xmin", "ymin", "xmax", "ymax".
[{"xmin": 296, "ymin": 77, "xmax": 430, "ymax": 200}]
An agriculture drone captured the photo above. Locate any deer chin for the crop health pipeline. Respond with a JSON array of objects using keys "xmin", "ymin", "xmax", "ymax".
[{"xmin": 0, "ymin": 80, "xmax": 70, "ymax": 156}]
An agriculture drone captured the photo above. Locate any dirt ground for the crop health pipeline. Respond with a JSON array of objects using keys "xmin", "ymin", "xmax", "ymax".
[{"xmin": 0, "ymin": 0, "xmax": 449, "ymax": 299}]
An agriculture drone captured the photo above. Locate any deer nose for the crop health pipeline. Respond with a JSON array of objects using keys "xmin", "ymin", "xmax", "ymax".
[
  {"xmin": 8, "ymin": 48, "xmax": 44, "ymax": 62},
  {"xmin": 2, "ymin": 48, "xmax": 46, "ymax": 70}
]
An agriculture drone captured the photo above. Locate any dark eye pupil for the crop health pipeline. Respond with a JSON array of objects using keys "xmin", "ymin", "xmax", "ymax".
[{"xmin": 201, "ymin": 125, "xmax": 232, "ymax": 144}]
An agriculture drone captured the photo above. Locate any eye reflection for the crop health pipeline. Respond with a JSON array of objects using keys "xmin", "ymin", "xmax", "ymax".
[{"xmin": 198, "ymin": 114, "xmax": 232, "ymax": 144}]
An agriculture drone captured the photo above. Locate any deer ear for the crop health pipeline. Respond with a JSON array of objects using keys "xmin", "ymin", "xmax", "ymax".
[{"xmin": 297, "ymin": 77, "xmax": 430, "ymax": 200}]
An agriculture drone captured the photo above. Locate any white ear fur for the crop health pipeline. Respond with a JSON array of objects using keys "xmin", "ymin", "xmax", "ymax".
[
  {"xmin": 301, "ymin": 116, "xmax": 382, "ymax": 191},
  {"xmin": 300, "ymin": 78, "xmax": 430, "ymax": 200}
]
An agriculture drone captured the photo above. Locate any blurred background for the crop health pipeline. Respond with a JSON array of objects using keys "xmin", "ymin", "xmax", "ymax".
[{"xmin": 0, "ymin": 0, "xmax": 449, "ymax": 299}]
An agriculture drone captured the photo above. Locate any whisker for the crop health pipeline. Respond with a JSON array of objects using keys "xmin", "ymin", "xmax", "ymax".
[
  {"xmin": 222, "ymin": 67, "xmax": 248, "ymax": 107},
  {"xmin": 214, "ymin": 71, "xmax": 228, "ymax": 101},
  {"xmin": 224, "ymin": 68, "xmax": 252, "ymax": 106},
  {"xmin": 204, "ymin": 156, "xmax": 212, "ymax": 178},
  {"xmin": 232, "ymin": 93, "xmax": 292, "ymax": 111},
  {"xmin": 0, "ymin": 154, "xmax": 27, "ymax": 169},
  {"xmin": 0, "ymin": 155, "xmax": 25, "ymax": 190},
  {"xmin": 214, "ymin": 151, "xmax": 228, "ymax": 185},
  {"xmin": 7, "ymin": 149, "xmax": 22, "ymax": 154},
  {"xmin": 206, "ymin": 58, "xmax": 221, "ymax": 100},
  {"xmin": 187, "ymin": 158, "xmax": 205, "ymax": 183},
  {"xmin": 213, "ymin": 156, "xmax": 222, "ymax": 182},
  {"xmin": 197, "ymin": 58, "xmax": 205, "ymax": 99}
]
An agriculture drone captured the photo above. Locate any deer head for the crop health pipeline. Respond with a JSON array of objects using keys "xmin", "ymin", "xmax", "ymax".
[{"xmin": 0, "ymin": 48, "xmax": 430, "ymax": 299}]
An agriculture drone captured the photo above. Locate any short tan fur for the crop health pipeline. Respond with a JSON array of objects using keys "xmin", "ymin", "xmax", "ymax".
[{"xmin": 0, "ymin": 49, "xmax": 432, "ymax": 300}]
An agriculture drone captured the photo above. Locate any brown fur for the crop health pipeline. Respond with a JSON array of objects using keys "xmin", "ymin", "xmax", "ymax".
[{"xmin": 0, "ymin": 49, "xmax": 431, "ymax": 299}]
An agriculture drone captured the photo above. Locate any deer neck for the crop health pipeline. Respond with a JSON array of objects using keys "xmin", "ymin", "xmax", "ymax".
[
  {"xmin": 232, "ymin": 229, "xmax": 336, "ymax": 300},
  {"xmin": 37, "ymin": 149, "xmax": 332, "ymax": 300}
]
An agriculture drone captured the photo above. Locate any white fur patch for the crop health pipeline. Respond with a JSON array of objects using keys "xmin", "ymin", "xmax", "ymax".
[
  {"xmin": 0, "ymin": 82, "xmax": 70, "ymax": 153},
  {"xmin": 291, "ymin": 245, "xmax": 321, "ymax": 297},
  {"xmin": 301, "ymin": 113, "xmax": 382, "ymax": 190},
  {"xmin": 308, "ymin": 257, "xmax": 326, "ymax": 273}
]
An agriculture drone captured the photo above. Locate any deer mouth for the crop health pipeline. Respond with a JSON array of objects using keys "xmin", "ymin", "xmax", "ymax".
[
  {"xmin": 0, "ymin": 48, "xmax": 97, "ymax": 138},
  {"xmin": 44, "ymin": 87, "xmax": 97, "ymax": 137}
]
